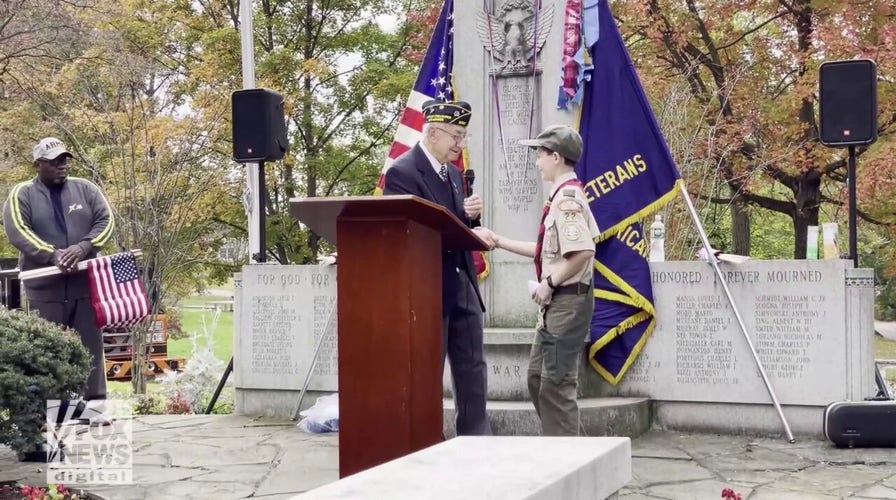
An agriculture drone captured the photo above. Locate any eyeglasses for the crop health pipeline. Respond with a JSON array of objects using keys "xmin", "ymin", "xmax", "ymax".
[
  {"xmin": 433, "ymin": 127, "xmax": 472, "ymax": 144},
  {"xmin": 39, "ymin": 157, "xmax": 71, "ymax": 167}
]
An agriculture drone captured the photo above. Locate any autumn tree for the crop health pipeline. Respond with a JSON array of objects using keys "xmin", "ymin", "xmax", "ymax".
[
  {"xmin": 618, "ymin": 0, "xmax": 896, "ymax": 259},
  {"xmin": 0, "ymin": 0, "xmax": 86, "ymax": 77},
  {"xmin": 186, "ymin": 0, "xmax": 436, "ymax": 263},
  {"xmin": 0, "ymin": 0, "xmax": 245, "ymax": 392},
  {"xmin": 405, "ymin": 0, "xmax": 443, "ymax": 64}
]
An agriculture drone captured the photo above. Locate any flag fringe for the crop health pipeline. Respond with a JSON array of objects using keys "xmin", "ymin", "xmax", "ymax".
[
  {"xmin": 588, "ymin": 313, "xmax": 655, "ymax": 386},
  {"xmin": 477, "ymin": 251, "xmax": 491, "ymax": 280},
  {"xmin": 587, "ymin": 249, "xmax": 657, "ymax": 385},
  {"xmin": 593, "ymin": 258, "xmax": 655, "ymax": 314},
  {"xmin": 593, "ymin": 179, "xmax": 683, "ymax": 244}
]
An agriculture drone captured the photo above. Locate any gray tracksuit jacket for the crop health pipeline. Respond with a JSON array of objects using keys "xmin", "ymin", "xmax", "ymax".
[{"xmin": 2, "ymin": 176, "xmax": 114, "ymax": 301}]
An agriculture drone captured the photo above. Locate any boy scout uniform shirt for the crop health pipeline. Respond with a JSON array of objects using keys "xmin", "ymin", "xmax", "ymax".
[{"xmin": 541, "ymin": 172, "xmax": 601, "ymax": 286}]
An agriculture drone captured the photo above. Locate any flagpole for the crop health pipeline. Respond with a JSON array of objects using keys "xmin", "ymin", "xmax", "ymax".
[
  {"xmin": 19, "ymin": 250, "xmax": 144, "ymax": 281},
  {"xmin": 678, "ymin": 182, "xmax": 796, "ymax": 443},
  {"xmin": 290, "ymin": 300, "xmax": 337, "ymax": 420},
  {"xmin": 240, "ymin": 0, "xmax": 261, "ymax": 263},
  {"xmin": 208, "ymin": 0, "xmax": 255, "ymax": 415}
]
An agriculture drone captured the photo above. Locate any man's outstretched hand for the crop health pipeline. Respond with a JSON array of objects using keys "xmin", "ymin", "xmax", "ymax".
[{"xmin": 472, "ymin": 227, "xmax": 496, "ymax": 250}]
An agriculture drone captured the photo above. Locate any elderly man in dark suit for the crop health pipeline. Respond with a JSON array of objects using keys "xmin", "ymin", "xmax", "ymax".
[{"xmin": 382, "ymin": 100, "xmax": 492, "ymax": 436}]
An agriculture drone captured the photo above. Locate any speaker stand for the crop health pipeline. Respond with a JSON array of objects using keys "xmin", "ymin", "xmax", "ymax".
[
  {"xmin": 846, "ymin": 145, "xmax": 891, "ymax": 400},
  {"xmin": 253, "ymin": 161, "xmax": 267, "ymax": 263},
  {"xmin": 207, "ymin": 162, "xmax": 266, "ymax": 414},
  {"xmin": 205, "ymin": 358, "xmax": 233, "ymax": 414},
  {"xmin": 848, "ymin": 145, "xmax": 858, "ymax": 268}
]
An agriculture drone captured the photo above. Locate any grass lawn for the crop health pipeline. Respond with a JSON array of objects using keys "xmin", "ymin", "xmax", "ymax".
[
  {"xmin": 168, "ymin": 307, "xmax": 233, "ymax": 362},
  {"xmin": 876, "ymin": 335, "xmax": 896, "ymax": 360},
  {"xmin": 104, "ymin": 291, "xmax": 234, "ymax": 399}
]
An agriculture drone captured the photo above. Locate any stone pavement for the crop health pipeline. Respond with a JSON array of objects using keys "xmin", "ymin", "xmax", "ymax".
[
  {"xmin": 624, "ymin": 431, "xmax": 896, "ymax": 500},
  {"xmin": 874, "ymin": 322, "xmax": 896, "ymax": 342},
  {"xmin": 1, "ymin": 415, "xmax": 895, "ymax": 499},
  {"xmin": 0, "ymin": 415, "xmax": 337, "ymax": 500}
]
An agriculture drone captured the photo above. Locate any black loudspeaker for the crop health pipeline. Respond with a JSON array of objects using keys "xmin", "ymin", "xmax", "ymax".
[
  {"xmin": 819, "ymin": 59, "xmax": 878, "ymax": 147},
  {"xmin": 232, "ymin": 88, "xmax": 289, "ymax": 162}
]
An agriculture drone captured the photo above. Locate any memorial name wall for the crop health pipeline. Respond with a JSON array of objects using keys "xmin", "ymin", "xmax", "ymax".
[
  {"xmin": 235, "ymin": 260, "xmax": 867, "ymax": 413},
  {"xmin": 608, "ymin": 260, "xmax": 851, "ymax": 406},
  {"xmin": 235, "ymin": 265, "xmax": 338, "ymax": 392}
]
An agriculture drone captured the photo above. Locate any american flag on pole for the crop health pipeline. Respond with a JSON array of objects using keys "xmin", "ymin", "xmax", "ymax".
[
  {"xmin": 87, "ymin": 252, "xmax": 150, "ymax": 328},
  {"xmin": 375, "ymin": 0, "xmax": 490, "ymax": 279}
]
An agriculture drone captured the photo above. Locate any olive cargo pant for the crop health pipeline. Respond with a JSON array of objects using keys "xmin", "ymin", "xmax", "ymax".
[{"xmin": 528, "ymin": 288, "xmax": 594, "ymax": 436}]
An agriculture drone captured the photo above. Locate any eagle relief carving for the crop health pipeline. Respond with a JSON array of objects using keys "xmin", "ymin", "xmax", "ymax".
[{"xmin": 476, "ymin": 0, "xmax": 554, "ymax": 77}]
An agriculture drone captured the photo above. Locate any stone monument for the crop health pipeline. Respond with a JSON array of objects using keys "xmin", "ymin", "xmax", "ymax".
[
  {"xmin": 442, "ymin": 0, "xmax": 652, "ymax": 436},
  {"xmin": 588, "ymin": 260, "xmax": 877, "ymax": 436},
  {"xmin": 233, "ymin": 265, "xmax": 338, "ymax": 417},
  {"xmin": 456, "ymin": 0, "xmax": 573, "ymax": 326},
  {"xmin": 233, "ymin": 0, "xmax": 878, "ymax": 442}
]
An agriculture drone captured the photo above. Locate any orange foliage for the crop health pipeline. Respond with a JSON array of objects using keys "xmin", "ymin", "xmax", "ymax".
[
  {"xmin": 615, "ymin": 0, "xmax": 896, "ymax": 256},
  {"xmin": 404, "ymin": 0, "xmax": 442, "ymax": 65}
]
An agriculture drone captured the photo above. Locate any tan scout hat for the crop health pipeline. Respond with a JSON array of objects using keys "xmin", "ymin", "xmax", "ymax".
[{"xmin": 519, "ymin": 125, "xmax": 583, "ymax": 164}]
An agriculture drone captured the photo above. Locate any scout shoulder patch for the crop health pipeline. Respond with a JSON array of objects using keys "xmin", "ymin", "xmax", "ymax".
[
  {"xmin": 556, "ymin": 196, "xmax": 584, "ymax": 213},
  {"xmin": 564, "ymin": 224, "xmax": 582, "ymax": 241}
]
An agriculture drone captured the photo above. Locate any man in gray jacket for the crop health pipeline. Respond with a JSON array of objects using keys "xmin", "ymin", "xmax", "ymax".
[{"xmin": 3, "ymin": 137, "xmax": 115, "ymax": 400}]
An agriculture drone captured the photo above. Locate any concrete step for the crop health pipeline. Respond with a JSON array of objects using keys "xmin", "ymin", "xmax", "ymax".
[
  {"xmin": 483, "ymin": 327, "xmax": 538, "ymax": 344},
  {"xmin": 443, "ymin": 397, "xmax": 651, "ymax": 439},
  {"xmin": 295, "ymin": 436, "xmax": 631, "ymax": 500},
  {"xmin": 445, "ymin": 327, "xmax": 608, "ymax": 401}
]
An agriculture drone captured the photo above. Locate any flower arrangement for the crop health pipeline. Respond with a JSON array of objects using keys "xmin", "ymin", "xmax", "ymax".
[
  {"xmin": 0, "ymin": 483, "xmax": 99, "ymax": 500},
  {"xmin": 721, "ymin": 487, "xmax": 743, "ymax": 500},
  {"xmin": 155, "ymin": 310, "xmax": 229, "ymax": 414}
]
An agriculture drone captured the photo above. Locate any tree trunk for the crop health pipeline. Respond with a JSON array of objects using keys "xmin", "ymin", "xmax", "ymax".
[
  {"xmin": 791, "ymin": 176, "xmax": 821, "ymax": 259},
  {"xmin": 730, "ymin": 191, "xmax": 750, "ymax": 256}
]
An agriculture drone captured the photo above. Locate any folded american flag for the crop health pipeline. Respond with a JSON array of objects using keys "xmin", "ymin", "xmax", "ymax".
[{"xmin": 87, "ymin": 251, "xmax": 150, "ymax": 328}]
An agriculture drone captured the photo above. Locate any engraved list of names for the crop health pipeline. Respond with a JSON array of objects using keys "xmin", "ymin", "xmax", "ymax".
[
  {"xmin": 610, "ymin": 261, "xmax": 849, "ymax": 406},
  {"xmin": 237, "ymin": 266, "xmax": 338, "ymax": 391},
  {"xmin": 250, "ymin": 294, "xmax": 299, "ymax": 376},
  {"xmin": 674, "ymin": 293, "xmax": 737, "ymax": 387}
]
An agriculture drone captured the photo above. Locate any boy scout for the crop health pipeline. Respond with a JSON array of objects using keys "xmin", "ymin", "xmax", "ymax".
[{"xmin": 483, "ymin": 125, "xmax": 600, "ymax": 436}]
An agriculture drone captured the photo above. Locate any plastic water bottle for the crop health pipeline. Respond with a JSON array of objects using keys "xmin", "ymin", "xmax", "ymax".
[{"xmin": 650, "ymin": 214, "xmax": 665, "ymax": 262}]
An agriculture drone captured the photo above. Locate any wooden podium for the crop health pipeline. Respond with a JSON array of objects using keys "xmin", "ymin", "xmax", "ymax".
[{"xmin": 289, "ymin": 195, "xmax": 488, "ymax": 478}]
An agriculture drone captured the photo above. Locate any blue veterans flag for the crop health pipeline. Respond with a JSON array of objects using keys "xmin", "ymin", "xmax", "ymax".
[{"xmin": 575, "ymin": 0, "xmax": 682, "ymax": 384}]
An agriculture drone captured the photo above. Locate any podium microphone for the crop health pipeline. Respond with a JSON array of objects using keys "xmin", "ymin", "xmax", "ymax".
[
  {"xmin": 463, "ymin": 169, "xmax": 476, "ymax": 227},
  {"xmin": 464, "ymin": 169, "xmax": 475, "ymax": 197}
]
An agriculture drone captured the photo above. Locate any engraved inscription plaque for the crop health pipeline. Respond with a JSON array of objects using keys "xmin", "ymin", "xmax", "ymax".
[
  {"xmin": 608, "ymin": 261, "xmax": 850, "ymax": 406},
  {"xmin": 236, "ymin": 266, "xmax": 338, "ymax": 391}
]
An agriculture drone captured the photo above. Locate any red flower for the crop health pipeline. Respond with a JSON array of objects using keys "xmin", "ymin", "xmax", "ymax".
[{"xmin": 721, "ymin": 488, "xmax": 742, "ymax": 500}]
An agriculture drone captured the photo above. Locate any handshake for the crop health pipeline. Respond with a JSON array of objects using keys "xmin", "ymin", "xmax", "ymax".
[{"xmin": 473, "ymin": 227, "xmax": 500, "ymax": 251}]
